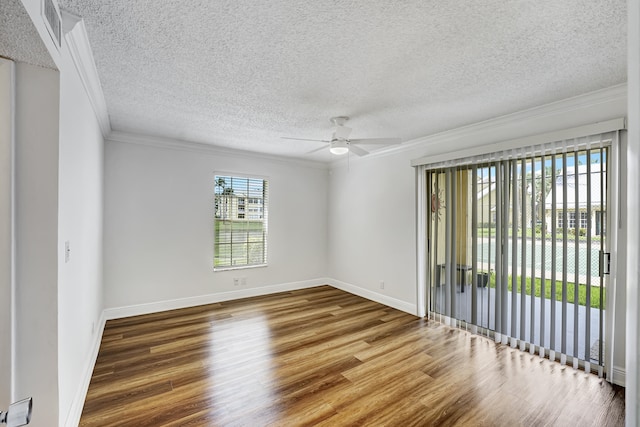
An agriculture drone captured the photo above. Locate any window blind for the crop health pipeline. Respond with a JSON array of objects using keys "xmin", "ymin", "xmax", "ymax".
[
  {"xmin": 420, "ymin": 131, "xmax": 619, "ymax": 378},
  {"xmin": 214, "ymin": 175, "xmax": 269, "ymax": 270}
]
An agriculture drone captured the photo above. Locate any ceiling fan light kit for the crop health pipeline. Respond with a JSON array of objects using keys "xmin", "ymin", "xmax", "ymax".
[{"xmin": 329, "ymin": 139, "xmax": 349, "ymax": 155}]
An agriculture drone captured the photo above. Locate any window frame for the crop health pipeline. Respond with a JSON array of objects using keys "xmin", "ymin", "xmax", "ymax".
[
  {"xmin": 213, "ymin": 173, "xmax": 269, "ymax": 271},
  {"xmin": 580, "ymin": 211, "xmax": 588, "ymax": 229},
  {"xmin": 568, "ymin": 211, "xmax": 576, "ymax": 229}
]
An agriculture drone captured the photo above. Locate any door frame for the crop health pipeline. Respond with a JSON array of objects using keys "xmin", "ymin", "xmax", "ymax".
[{"xmin": 0, "ymin": 57, "xmax": 15, "ymax": 404}]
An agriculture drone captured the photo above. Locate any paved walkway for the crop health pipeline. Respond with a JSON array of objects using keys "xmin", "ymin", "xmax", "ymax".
[{"xmin": 432, "ymin": 285, "xmax": 602, "ymax": 362}]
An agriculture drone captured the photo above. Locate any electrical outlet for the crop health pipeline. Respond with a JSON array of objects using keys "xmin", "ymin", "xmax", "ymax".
[
  {"xmin": 233, "ymin": 278, "xmax": 240, "ymax": 286},
  {"xmin": 241, "ymin": 277, "xmax": 247, "ymax": 286},
  {"xmin": 380, "ymin": 280, "xmax": 385, "ymax": 289},
  {"xmin": 91, "ymin": 321, "xmax": 95, "ymax": 335},
  {"xmin": 65, "ymin": 240, "xmax": 70, "ymax": 263}
]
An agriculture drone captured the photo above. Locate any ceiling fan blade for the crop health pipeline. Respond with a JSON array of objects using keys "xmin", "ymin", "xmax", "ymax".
[
  {"xmin": 348, "ymin": 144, "xmax": 369, "ymax": 156},
  {"xmin": 334, "ymin": 125, "xmax": 352, "ymax": 140},
  {"xmin": 281, "ymin": 137, "xmax": 330, "ymax": 143},
  {"xmin": 348, "ymin": 138, "xmax": 402, "ymax": 145},
  {"xmin": 306, "ymin": 146, "xmax": 327, "ymax": 154}
]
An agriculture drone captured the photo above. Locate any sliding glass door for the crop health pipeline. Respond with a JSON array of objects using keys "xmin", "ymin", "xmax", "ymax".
[{"xmin": 427, "ymin": 144, "xmax": 610, "ymax": 372}]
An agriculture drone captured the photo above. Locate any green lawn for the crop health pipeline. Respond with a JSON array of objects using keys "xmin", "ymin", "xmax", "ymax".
[{"xmin": 482, "ymin": 274, "xmax": 604, "ymax": 309}]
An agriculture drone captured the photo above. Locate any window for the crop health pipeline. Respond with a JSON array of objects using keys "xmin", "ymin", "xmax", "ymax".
[
  {"xmin": 568, "ymin": 211, "xmax": 576, "ymax": 229},
  {"xmin": 596, "ymin": 211, "xmax": 605, "ymax": 236},
  {"xmin": 580, "ymin": 212, "xmax": 588, "ymax": 229},
  {"xmin": 214, "ymin": 175, "xmax": 268, "ymax": 269}
]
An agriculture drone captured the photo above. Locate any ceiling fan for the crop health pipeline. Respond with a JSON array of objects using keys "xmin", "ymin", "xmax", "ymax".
[{"xmin": 282, "ymin": 116, "xmax": 402, "ymax": 156}]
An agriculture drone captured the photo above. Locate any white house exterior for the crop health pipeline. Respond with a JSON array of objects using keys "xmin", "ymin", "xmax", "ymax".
[{"xmin": 544, "ymin": 163, "xmax": 606, "ymax": 236}]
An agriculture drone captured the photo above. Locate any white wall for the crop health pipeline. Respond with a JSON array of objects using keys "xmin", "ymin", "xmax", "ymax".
[
  {"xmin": 328, "ymin": 153, "xmax": 417, "ymax": 311},
  {"xmin": 614, "ymin": 131, "xmax": 628, "ymax": 385},
  {"xmin": 4, "ymin": 7, "xmax": 105, "ymax": 425},
  {"xmin": 56, "ymin": 43, "xmax": 105, "ymax": 426},
  {"xmin": 627, "ymin": 0, "xmax": 640, "ymax": 422},
  {"xmin": 0, "ymin": 58, "xmax": 14, "ymax": 409},
  {"xmin": 327, "ymin": 85, "xmax": 628, "ymax": 373},
  {"xmin": 104, "ymin": 139, "xmax": 328, "ymax": 311},
  {"xmin": 14, "ymin": 61, "xmax": 60, "ymax": 426}
]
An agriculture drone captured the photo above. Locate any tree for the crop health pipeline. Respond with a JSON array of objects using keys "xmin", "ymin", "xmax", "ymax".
[
  {"xmin": 523, "ymin": 164, "xmax": 554, "ymax": 228},
  {"xmin": 534, "ymin": 165, "xmax": 553, "ymax": 220},
  {"xmin": 215, "ymin": 178, "xmax": 226, "ymax": 218},
  {"xmin": 215, "ymin": 178, "xmax": 234, "ymax": 220}
]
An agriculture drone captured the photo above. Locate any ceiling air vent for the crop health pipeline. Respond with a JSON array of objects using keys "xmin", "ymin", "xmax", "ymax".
[{"xmin": 42, "ymin": 0, "xmax": 62, "ymax": 49}]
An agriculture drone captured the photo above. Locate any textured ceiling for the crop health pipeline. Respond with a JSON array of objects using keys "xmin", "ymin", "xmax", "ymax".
[
  {"xmin": 57, "ymin": 0, "xmax": 626, "ymax": 160},
  {"xmin": 0, "ymin": 0, "xmax": 56, "ymax": 69}
]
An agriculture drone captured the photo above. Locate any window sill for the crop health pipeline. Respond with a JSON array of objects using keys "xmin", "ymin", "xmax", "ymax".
[{"xmin": 213, "ymin": 263, "xmax": 268, "ymax": 272}]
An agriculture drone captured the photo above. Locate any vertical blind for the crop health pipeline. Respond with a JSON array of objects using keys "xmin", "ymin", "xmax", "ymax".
[{"xmin": 423, "ymin": 132, "xmax": 616, "ymax": 376}]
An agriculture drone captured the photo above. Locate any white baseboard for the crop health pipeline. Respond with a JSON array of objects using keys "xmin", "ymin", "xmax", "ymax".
[
  {"xmin": 104, "ymin": 278, "xmax": 329, "ymax": 320},
  {"xmin": 611, "ymin": 365, "xmax": 626, "ymax": 387},
  {"xmin": 103, "ymin": 278, "xmax": 418, "ymax": 321},
  {"xmin": 63, "ymin": 310, "xmax": 107, "ymax": 427},
  {"xmin": 326, "ymin": 278, "xmax": 417, "ymax": 316}
]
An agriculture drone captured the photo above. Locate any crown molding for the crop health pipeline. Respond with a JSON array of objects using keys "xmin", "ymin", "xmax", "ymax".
[
  {"xmin": 411, "ymin": 117, "xmax": 625, "ymax": 167},
  {"xmin": 60, "ymin": 9, "xmax": 111, "ymax": 137},
  {"xmin": 336, "ymin": 83, "xmax": 628, "ymax": 165},
  {"xmin": 107, "ymin": 130, "xmax": 330, "ymax": 170}
]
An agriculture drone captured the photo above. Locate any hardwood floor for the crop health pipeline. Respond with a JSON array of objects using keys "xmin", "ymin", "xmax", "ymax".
[{"xmin": 80, "ymin": 286, "xmax": 624, "ymax": 426}]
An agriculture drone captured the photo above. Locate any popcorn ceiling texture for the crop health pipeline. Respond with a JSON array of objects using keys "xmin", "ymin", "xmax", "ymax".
[
  {"xmin": 0, "ymin": 0, "xmax": 57, "ymax": 69},
  {"xmin": 58, "ymin": 0, "xmax": 626, "ymax": 159}
]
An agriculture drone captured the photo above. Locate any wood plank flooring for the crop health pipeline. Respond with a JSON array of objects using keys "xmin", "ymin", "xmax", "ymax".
[{"xmin": 80, "ymin": 286, "xmax": 624, "ymax": 426}]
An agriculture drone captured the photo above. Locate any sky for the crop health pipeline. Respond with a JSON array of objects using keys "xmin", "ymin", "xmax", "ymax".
[
  {"xmin": 476, "ymin": 149, "xmax": 607, "ymax": 179},
  {"xmin": 214, "ymin": 175, "xmax": 265, "ymax": 197}
]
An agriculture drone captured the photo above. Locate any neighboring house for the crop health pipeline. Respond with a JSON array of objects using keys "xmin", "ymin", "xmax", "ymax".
[
  {"xmin": 544, "ymin": 163, "xmax": 605, "ymax": 236},
  {"xmin": 476, "ymin": 173, "xmax": 537, "ymax": 228},
  {"xmin": 476, "ymin": 178, "xmax": 497, "ymax": 224}
]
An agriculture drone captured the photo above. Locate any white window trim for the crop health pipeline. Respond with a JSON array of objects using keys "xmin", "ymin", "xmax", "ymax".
[{"xmin": 213, "ymin": 172, "xmax": 269, "ymax": 271}]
